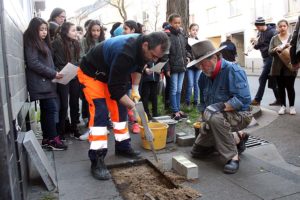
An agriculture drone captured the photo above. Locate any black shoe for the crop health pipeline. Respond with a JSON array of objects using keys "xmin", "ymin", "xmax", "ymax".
[
  {"xmin": 223, "ymin": 159, "xmax": 239, "ymax": 174},
  {"xmin": 91, "ymin": 153, "xmax": 111, "ymax": 180},
  {"xmin": 48, "ymin": 136, "xmax": 68, "ymax": 151},
  {"xmin": 237, "ymin": 132, "xmax": 249, "ymax": 154},
  {"xmin": 115, "ymin": 147, "xmax": 142, "ymax": 159},
  {"xmin": 171, "ymin": 113, "xmax": 182, "ymax": 121},
  {"xmin": 191, "ymin": 145, "xmax": 215, "ymax": 158},
  {"xmin": 269, "ymin": 100, "xmax": 281, "ymax": 106},
  {"xmin": 179, "ymin": 111, "xmax": 188, "ymax": 119}
]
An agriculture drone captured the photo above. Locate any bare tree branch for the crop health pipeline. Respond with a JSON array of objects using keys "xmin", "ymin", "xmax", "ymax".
[{"xmin": 104, "ymin": 0, "xmax": 127, "ymax": 21}]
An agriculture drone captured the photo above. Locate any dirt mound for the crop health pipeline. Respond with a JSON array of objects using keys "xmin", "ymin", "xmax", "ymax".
[{"xmin": 111, "ymin": 164, "xmax": 201, "ymax": 200}]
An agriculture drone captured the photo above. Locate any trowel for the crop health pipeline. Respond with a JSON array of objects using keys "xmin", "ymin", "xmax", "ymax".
[{"xmin": 135, "ymin": 102, "xmax": 159, "ymax": 163}]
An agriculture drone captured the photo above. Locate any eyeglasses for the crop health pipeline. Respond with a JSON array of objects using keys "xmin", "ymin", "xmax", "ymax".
[
  {"xmin": 149, "ymin": 49, "xmax": 161, "ymax": 61},
  {"xmin": 58, "ymin": 15, "xmax": 66, "ymax": 19}
]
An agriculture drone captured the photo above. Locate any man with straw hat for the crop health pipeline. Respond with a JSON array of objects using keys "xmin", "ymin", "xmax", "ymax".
[{"xmin": 189, "ymin": 40, "xmax": 253, "ymax": 174}]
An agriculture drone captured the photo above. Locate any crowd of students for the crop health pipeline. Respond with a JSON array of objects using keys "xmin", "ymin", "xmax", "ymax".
[
  {"xmin": 23, "ymin": 7, "xmax": 204, "ymax": 151},
  {"xmin": 24, "ymin": 6, "xmax": 299, "ymax": 153}
]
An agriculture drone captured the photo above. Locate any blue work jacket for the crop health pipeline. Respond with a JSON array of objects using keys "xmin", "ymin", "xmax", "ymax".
[{"xmin": 198, "ymin": 59, "xmax": 251, "ymax": 112}]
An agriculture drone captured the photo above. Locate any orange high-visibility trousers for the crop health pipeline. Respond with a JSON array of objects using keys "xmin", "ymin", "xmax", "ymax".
[{"xmin": 78, "ymin": 68, "xmax": 130, "ymax": 150}]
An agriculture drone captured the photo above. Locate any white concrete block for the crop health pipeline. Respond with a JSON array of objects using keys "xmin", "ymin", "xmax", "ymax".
[
  {"xmin": 177, "ymin": 135, "xmax": 195, "ymax": 146},
  {"xmin": 176, "ymin": 132, "xmax": 187, "ymax": 139},
  {"xmin": 172, "ymin": 155, "xmax": 198, "ymax": 179}
]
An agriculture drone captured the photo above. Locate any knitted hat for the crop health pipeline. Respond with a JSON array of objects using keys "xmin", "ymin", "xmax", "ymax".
[{"xmin": 255, "ymin": 17, "xmax": 266, "ymax": 26}]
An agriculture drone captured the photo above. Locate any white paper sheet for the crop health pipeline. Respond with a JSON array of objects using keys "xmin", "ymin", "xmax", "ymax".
[
  {"xmin": 149, "ymin": 60, "xmax": 168, "ymax": 73},
  {"xmin": 52, "ymin": 63, "xmax": 78, "ymax": 85}
]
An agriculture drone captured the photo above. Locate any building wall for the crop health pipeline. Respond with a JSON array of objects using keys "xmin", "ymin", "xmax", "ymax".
[
  {"xmin": 189, "ymin": 0, "xmax": 300, "ymax": 69},
  {"xmin": 0, "ymin": 0, "xmax": 34, "ymax": 199}
]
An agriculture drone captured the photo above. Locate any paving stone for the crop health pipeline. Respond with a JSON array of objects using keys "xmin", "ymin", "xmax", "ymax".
[
  {"xmin": 58, "ymin": 176, "xmax": 120, "ymax": 200},
  {"xmin": 233, "ymin": 173, "xmax": 300, "ymax": 200},
  {"xmin": 172, "ymin": 155, "xmax": 198, "ymax": 179},
  {"xmin": 276, "ymin": 193, "xmax": 300, "ymax": 200},
  {"xmin": 177, "ymin": 135, "xmax": 195, "ymax": 146},
  {"xmin": 23, "ymin": 130, "xmax": 57, "ymax": 191}
]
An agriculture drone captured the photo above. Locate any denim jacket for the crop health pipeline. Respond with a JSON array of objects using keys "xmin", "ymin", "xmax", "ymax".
[{"xmin": 198, "ymin": 59, "xmax": 251, "ymax": 112}]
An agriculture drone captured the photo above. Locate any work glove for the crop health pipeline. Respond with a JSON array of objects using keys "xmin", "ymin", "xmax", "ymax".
[
  {"xmin": 131, "ymin": 85, "xmax": 140, "ymax": 103},
  {"xmin": 203, "ymin": 102, "xmax": 225, "ymax": 121}
]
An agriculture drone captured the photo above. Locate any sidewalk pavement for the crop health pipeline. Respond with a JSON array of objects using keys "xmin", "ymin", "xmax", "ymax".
[{"xmin": 29, "ymin": 108, "xmax": 300, "ymax": 200}]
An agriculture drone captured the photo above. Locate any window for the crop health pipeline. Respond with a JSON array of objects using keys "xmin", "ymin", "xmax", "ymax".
[
  {"xmin": 255, "ymin": 0, "xmax": 272, "ymax": 20},
  {"xmin": 229, "ymin": 0, "xmax": 241, "ymax": 17},
  {"xmin": 207, "ymin": 7, "xmax": 217, "ymax": 23},
  {"xmin": 143, "ymin": 11, "xmax": 149, "ymax": 22},
  {"xmin": 288, "ymin": 0, "xmax": 300, "ymax": 13}
]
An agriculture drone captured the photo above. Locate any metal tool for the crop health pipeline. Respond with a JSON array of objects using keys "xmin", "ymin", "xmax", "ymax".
[{"xmin": 135, "ymin": 102, "xmax": 158, "ymax": 162}]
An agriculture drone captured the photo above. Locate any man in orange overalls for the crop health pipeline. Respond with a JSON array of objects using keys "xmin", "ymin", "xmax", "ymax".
[{"xmin": 78, "ymin": 32, "xmax": 170, "ymax": 180}]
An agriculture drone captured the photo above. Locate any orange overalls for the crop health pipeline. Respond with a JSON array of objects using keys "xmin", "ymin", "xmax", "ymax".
[{"xmin": 78, "ymin": 68, "xmax": 130, "ymax": 151}]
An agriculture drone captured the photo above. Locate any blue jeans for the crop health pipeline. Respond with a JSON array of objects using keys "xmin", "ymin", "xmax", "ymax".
[
  {"xmin": 39, "ymin": 98, "xmax": 59, "ymax": 139},
  {"xmin": 170, "ymin": 72, "xmax": 185, "ymax": 113},
  {"xmin": 185, "ymin": 68, "xmax": 201, "ymax": 104},
  {"xmin": 255, "ymin": 57, "xmax": 278, "ymax": 102}
]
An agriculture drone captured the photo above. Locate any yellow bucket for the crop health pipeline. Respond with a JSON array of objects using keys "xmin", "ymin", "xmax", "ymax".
[{"xmin": 140, "ymin": 122, "xmax": 168, "ymax": 150}]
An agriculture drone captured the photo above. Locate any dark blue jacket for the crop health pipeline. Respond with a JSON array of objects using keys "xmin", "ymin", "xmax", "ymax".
[
  {"xmin": 220, "ymin": 40, "xmax": 237, "ymax": 62},
  {"xmin": 254, "ymin": 24, "xmax": 277, "ymax": 58},
  {"xmin": 24, "ymin": 42, "xmax": 57, "ymax": 101},
  {"xmin": 80, "ymin": 34, "xmax": 145, "ymax": 100},
  {"xmin": 198, "ymin": 59, "xmax": 251, "ymax": 112}
]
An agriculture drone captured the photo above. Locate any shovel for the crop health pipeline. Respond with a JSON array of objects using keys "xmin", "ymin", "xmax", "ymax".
[{"xmin": 135, "ymin": 102, "xmax": 158, "ymax": 162}]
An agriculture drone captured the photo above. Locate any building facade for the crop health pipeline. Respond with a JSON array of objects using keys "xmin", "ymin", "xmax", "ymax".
[
  {"xmin": 70, "ymin": 0, "xmax": 167, "ymax": 37},
  {"xmin": 189, "ymin": 0, "xmax": 300, "ymax": 69}
]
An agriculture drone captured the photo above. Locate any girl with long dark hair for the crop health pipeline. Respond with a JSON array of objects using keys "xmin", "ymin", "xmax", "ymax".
[
  {"xmin": 80, "ymin": 20, "xmax": 105, "ymax": 57},
  {"xmin": 52, "ymin": 22, "xmax": 81, "ymax": 139},
  {"xmin": 24, "ymin": 17, "xmax": 67, "ymax": 150}
]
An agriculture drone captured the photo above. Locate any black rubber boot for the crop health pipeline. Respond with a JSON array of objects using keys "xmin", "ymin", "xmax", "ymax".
[{"xmin": 89, "ymin": 150, "xmax": 111, "ymax": 180}]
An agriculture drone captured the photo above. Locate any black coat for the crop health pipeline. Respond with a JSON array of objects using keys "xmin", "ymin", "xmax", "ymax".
[
  {"xmin": 24, "ymin": 42, "xmax": 57, "ymax": 101},
  {"xmin": 52, "ymin": 37, "xmax": 79, "ymax": 71},
  {"xmin": 290, "ymin": 16, "xmax": 300, "ymax": 64},
  {"xmin": 254, "ymin": 24, "xmax": 277, "ymax": 58},
  {"xmin": 165, "ymin": 26, "xmax": 188, "ymax": 74}
]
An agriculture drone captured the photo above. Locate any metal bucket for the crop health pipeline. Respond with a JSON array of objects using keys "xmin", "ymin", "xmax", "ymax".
[{"xmin": 153, "ymin": 116, "xmax": 178, "ymax": 143}]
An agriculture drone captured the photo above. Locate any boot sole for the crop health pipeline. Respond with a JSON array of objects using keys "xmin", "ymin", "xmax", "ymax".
[
  {"xmin": 48, "ymin": 146, "xmax": 67, "ymax": 151},
  {"xmin": 92, "ymin": 172, "xmax": 111, "ymax": 180},
  {"xmin": 223, "ymin": 168, "xmax": 239, "ymax": 174}
]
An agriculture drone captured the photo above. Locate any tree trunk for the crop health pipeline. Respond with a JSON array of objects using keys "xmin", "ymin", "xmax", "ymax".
[{"xmin": 166, "ymin": 0, "xmax": 189, "ymax": 33}]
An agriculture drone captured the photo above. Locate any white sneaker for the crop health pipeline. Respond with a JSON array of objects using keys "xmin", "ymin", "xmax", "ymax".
[
  {"xmin": 278, "ymin": 106, "xmax": 286, "ymax": 115},
  {"xmin": 79, "ymin": 129, "xmax": 90, "ymax": 141},
  {"xmin": 290, "ymin": 106, "xmax": 296, "ymax": 115}
]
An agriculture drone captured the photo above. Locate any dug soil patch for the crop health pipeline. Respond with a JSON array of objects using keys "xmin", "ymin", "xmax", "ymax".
[{"xmin": 110, "ymin": 163, "xmax": 201, "ymax": 200}]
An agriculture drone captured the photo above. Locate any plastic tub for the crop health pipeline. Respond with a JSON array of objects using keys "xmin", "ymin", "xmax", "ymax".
[{"xmin": 140, "ymin": 122, "xmax": 168, "ymax": 150}]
